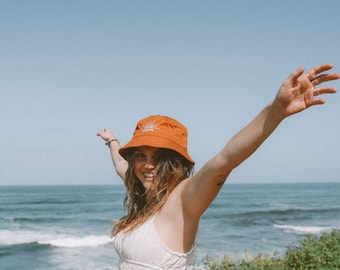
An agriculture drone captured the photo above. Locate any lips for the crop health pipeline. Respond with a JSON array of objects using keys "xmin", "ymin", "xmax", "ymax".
[{"xmin": 143, "ymin": 173, "xmax": 154, "ymax": 180}]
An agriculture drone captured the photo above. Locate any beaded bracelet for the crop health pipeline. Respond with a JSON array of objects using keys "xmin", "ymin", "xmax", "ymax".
[{"xmin": 105, "ymin": 138, "xmax": 119, "ymax": 148}]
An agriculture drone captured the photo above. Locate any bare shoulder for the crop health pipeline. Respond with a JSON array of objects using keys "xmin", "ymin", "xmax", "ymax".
[{"xmin": 154, "ymin": 180, "xmax": 200, "ymax": 252}]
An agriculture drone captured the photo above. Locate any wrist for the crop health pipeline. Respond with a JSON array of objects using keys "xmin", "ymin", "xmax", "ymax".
[
  {"xmin": 267, "ymin": 100, "xmax": 287, "ymax": 122},
  {"xmin": 105, "ymin": 138, "xmax": 120, "ymax": 148}
]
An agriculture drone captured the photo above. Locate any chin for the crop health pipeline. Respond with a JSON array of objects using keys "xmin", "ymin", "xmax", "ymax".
[{"xmin": 143, "ymin": 182, "xmax": 154, "ymax": 191}]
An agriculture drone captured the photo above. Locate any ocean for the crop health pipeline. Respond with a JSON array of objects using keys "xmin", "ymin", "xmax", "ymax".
[{"xmin": 1, "ymin": 183, "xmax": 339, "ymax": 269}]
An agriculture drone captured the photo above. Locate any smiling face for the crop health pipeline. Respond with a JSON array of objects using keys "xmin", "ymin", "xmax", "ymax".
[{"xmin": 132, "ymin": 146, "xmax": 160, "ymax": 190}]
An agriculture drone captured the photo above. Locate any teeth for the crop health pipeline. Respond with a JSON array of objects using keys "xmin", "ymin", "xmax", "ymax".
[{"xmin": 143, "ymin": 173, "xmax": 153, "ymax": 178}]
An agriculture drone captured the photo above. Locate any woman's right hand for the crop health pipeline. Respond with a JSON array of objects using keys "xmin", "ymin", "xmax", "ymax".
[
  {"xmin": 96, "ymin": 128, "xmax": 117, "ymax": 143},
  {"xmin": 97, "ymin": 128, "xmax": 128, "ymax": 181}
]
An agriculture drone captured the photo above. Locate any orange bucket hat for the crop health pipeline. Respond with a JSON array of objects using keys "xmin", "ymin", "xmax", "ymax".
[{"xmin": 119, "ymin": 115, "xmax": 195, "ymax": 165}]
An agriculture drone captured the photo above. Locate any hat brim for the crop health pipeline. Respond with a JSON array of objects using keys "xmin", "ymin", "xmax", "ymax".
[{"xmin": 119, "ymin": 134, "xmax": 195, "ymax": 165}]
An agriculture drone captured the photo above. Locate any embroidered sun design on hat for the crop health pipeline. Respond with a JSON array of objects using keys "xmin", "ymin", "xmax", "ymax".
[{"xmin": 141, "ymin": 120, "xmax": 159, "ymax": 132}]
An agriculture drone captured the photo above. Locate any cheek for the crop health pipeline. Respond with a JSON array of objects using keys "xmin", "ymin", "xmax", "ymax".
[
  {"xmin": 133, "ymin": 162, "xmax": 144, "ymax": 180},
  {"xmin": 133, "ymin": 160, "xmax": 142, "ymax": 172}
]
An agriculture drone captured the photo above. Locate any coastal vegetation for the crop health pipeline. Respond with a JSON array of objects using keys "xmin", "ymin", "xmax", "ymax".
[{"xmin": 204, "ymin": 229, "xmax": 340, "ymax": 270}]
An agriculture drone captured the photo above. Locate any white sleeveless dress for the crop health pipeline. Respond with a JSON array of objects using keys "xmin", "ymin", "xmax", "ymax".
[{"xmin": 113, "ymin": 216, "xmax": 196, "ymax": 269}]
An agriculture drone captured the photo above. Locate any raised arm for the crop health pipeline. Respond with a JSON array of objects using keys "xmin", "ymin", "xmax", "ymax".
[
  {"xmin": 181, "ymin": 64, "xmax": 339, "ymax": 218},
  {"xmin": 97, "ymin": 129, "xmax": 128, "ymax": 181}
]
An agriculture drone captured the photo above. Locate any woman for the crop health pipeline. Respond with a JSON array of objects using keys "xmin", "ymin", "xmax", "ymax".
[{"xmin": 97, "ymin": 64, "xmax": 339, "ymax": 269}]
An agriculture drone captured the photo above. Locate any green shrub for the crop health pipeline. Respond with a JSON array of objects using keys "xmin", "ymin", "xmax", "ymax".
[
  {"xmin": 283, "ymin": 229, "xmax": 340, "ymax": 270},
  {"xmin": 204, "ymin": 253, "xmax": 283, "ymax": 270},
  {"xmin": 204, "ymin": 230, "xmax": 340, "ymax": 270}
]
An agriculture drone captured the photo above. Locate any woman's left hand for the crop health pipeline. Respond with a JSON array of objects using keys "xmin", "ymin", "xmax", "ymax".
[{"xmin": 274, "ymin": 64, "xmax": 340, "ymax": 118}]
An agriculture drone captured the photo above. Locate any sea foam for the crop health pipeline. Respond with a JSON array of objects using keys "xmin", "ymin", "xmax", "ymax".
[
  {"xmin": 273, "ymin": 224, "xmax": 339, "ymax": 234},
  {"xmin": 39, "ymin": 235, "xmax": 112, "ymax": 247},
  {"xmin": 0, "ymin": 229, "xmax": 112, "ymax": 247}
]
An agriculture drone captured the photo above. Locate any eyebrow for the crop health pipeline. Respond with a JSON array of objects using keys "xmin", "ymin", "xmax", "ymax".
[{"xmin": 135, "ymin": 148, "xmax": 161, "ymax": 157}]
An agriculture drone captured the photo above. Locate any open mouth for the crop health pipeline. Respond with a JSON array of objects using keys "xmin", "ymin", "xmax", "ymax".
[{"xmin": 143, "ymin": 173, "xmax": 154, "ymax": 179}]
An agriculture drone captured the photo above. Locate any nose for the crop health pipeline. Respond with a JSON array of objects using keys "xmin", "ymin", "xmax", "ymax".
[{"xmin": 144, "ymin": 159, "xmax": 155, "ymax": 170}]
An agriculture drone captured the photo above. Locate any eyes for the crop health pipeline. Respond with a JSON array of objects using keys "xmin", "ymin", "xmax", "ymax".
[
  {"xmin": 133, "ymin": 148, "xmax": 162, "ymax": 163},
  {"xmin": 133, "ymin": 147, "xmax": 178, "ymax": 163},
  {"xmin": 134, "ymin": 151, "xmax": 147, "ymax": 162}
]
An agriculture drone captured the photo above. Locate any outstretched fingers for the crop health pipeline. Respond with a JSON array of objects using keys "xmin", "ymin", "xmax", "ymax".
[
  {"xmin": 290, "ymin": 66, "xmax": 305, "ymax": 83},
  {"xmin": 305, "ymin": 64, "xmax": 340, "ymax": 85},
  {"xmin": 305, "ymin": 64, "xmax": 339, "ymax": 105},
  {"xmin": 311, "ymin": 85, "xmax": 337, "ymax": 105},
  {"xmin": 305, "ymin": 64, "xmax": 334, "ymax": 80},
  {"xmin": 311, "ymin": 73, "xmax": 340, "ymax": 87},
  {"xmin": 313, "ymin": 86, "xmax": 337, "ymax": 96}
]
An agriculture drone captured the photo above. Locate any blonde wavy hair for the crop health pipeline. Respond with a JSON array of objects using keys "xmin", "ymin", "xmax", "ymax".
[{"xmin": 112, "ymin": 148, "xmax": 194, "ymax": 236}]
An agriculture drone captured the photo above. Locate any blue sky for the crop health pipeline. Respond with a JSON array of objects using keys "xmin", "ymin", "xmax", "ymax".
[{"xmin": 1, "ymin": 0, "xmax": 340, "ymax": 185}]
